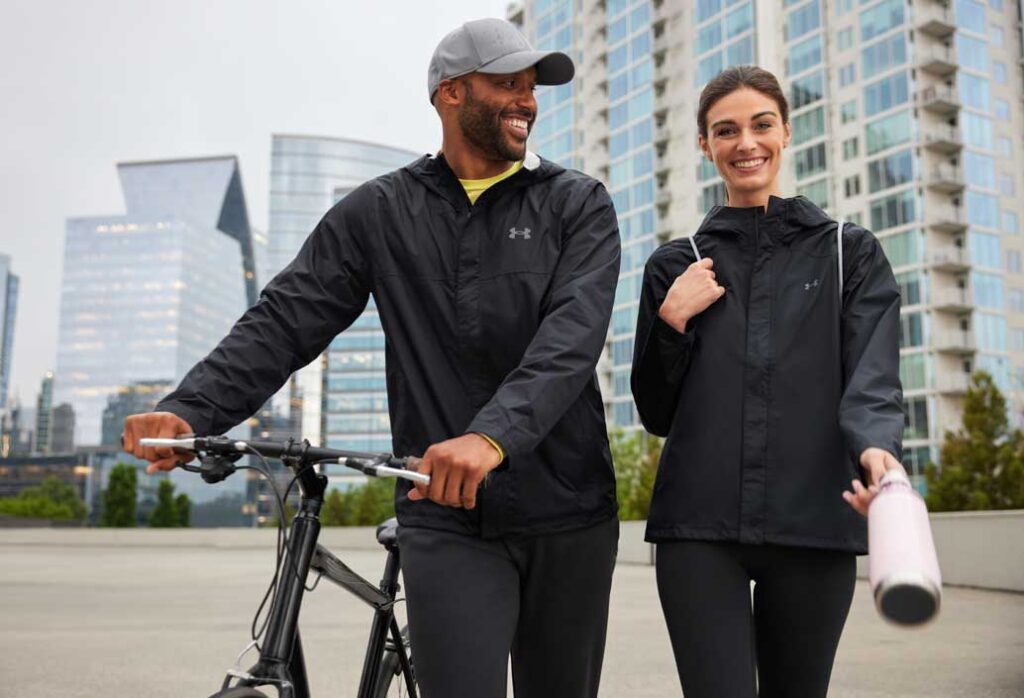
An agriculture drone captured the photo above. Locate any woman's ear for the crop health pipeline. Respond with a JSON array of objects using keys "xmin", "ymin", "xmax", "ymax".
[{"xmin": 698, "ymin": 134, "xmax": 712, "ymax": 162}]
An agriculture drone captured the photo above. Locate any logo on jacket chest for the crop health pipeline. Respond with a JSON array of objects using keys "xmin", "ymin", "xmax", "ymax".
[
  {"xmin": 508, "ymin": 227, "xmax": 532, "ymax": 240},
  {"xmin": 804, "ymin": 278, "xmax": 820, "ymax": 291}
]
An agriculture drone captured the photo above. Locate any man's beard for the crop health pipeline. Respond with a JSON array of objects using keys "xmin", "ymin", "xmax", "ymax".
[{"xmin": 458, "ymin": 84, "xmax": 528, "ymax": 162}]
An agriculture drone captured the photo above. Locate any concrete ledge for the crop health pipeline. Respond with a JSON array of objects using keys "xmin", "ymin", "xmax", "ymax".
[{"xmin": 3, "ymin": 511, "xmax": 1021, "ymax": 592}]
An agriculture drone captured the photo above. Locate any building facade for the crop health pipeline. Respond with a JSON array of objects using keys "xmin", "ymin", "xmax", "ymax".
[
  {"xmin": 55, "ymin": 156, "xmax": 256, "ymax": 518},
  {"xmin": 267, "ymin": 135, "xmax": 418, "ymax": 454},
  {"xmin": 0, "ymin": 254, "xmax": 18, "ymax": 410},
  {"xmin": 511, "ymin": 0, "xmax": 1024, "ymax": 486},
  {"xmin": 34, "ymin": 372, "xmax": 53, "ymax": 454}
]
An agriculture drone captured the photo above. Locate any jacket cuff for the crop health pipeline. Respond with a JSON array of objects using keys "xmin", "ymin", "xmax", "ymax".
[
  {"xmin": 654, "ymin": 317, "xmax": 695, "ymax": 381},
  {"xmin": 153, "ymin": 400, "xmax": 211, "ymax": 437}
]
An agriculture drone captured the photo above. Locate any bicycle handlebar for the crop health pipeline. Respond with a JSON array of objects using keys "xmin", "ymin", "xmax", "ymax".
[{"xmin": 138, "ymin": 436, "xmax": 430, "ymax": 485}]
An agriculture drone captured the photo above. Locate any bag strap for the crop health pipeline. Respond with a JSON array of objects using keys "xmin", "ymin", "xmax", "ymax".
[
  {"xmin": 688, "ymin": 236, "xmax": 702, "ymax": 261},
  {"xmin": 836, "ymin": 218, "xmax": 846, "ymax": 298}
]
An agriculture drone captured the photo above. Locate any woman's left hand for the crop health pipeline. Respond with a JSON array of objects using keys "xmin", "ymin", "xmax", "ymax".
[{"xmin": 843, "ymin": 447, "xmax": 906, "ymax": 517}]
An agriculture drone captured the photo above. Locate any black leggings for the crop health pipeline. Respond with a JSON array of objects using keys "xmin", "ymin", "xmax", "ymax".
[{"xmin": 656, "ymin": 540, "xmax": 855, "ymax": 698}]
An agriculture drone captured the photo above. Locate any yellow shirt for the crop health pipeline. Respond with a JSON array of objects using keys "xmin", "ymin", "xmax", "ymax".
[
  {"xmin": 458, "ymin": 161, "xmax": 521, "ymax": 460},
  {"xmin": 459, "ymin": 161, "xmax": 523, "ymax": 205}
]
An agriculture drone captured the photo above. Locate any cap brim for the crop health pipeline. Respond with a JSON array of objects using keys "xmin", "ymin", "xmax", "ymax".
[{"xmin": 477, "ymin": 50, "xmax": 575, "ymax": 85}]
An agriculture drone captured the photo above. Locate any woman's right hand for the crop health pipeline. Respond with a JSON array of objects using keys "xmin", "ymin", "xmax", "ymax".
[
  {"xmin": 122, "ymin": 412, "xmax": 196, "ymax": 473},
  {"xmin": 658, "ymin": 258, "xmax": 726, "ymax": 333}
]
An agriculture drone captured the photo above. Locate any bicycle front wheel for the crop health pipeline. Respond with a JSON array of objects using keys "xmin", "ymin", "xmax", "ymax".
[{"xmin": 373, "ymin": 624, "xmax": 416, "ymax": 698}]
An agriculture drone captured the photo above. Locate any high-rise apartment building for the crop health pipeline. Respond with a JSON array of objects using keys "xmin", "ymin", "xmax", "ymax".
[
  {"xmin": 0, "ymin": 254, "xmax": 18, "ymax": 409},
  {"xmin": 511, "ymin": 0, "xmax": 1024, "ymax": 487},
  {"xmin": 34, "ymin": 372, "xmax": 53, "ymax": 454},
  {"xmin": 267, "ymin": 135, "xmax": 418, "ymax": 452}
]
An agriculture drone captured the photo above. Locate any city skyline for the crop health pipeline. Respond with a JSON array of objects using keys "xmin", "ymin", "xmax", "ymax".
[{"xmin": 0, "ymin": 0, "xmax": 509, "ymax": 403}]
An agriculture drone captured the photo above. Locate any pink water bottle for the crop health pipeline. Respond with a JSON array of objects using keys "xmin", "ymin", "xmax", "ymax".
[{"xmin": 867, "ymin": 469, "xmax": 943, "ymax": 626}]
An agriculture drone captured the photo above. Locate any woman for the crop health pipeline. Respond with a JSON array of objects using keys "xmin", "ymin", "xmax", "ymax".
[{"xmin": 631, "ymin": 66, "xmax": 905, "ymax": 697}]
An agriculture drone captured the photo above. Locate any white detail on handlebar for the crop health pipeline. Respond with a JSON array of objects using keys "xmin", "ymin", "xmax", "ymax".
[
  {"xmin": 358, "ymin": 463, "xmax": 431, "ymax": 485},
  {"xmin": 138, "ymin": 437, "xmax": 196, "ymax": 450}
]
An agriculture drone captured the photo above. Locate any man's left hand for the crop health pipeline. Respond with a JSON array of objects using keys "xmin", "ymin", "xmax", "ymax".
[
  {"xmin": 408, "ymin": 433, "xmax": 503, "ymax": 509},
  {"xmin": 843, "ymin": 447, "xmax": 905, "ymax": 517}
]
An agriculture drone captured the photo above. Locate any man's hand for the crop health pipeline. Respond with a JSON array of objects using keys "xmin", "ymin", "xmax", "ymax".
[
  {"xmin": 658, "ymin": 258, "xmax": 726, "ymax": 333},
  {"xmin": 122, "ymin": 412, "xmax": 195, "ymax": 474},
  {"xmin": 843, "ymin": 447, "xmax": 906, "ymax": 517},
  {"xmin": 408, "ymin": 433, "xmax": 503, "ymax": 509}
]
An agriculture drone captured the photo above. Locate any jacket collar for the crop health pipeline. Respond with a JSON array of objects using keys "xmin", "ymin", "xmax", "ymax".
[
  {"xmin": 405, "ymin": 150, "xmax": 562, "ymax": 209},
  {"xmin": 696, "ymin": 195, "xmax": 834, "ymax": 244}
]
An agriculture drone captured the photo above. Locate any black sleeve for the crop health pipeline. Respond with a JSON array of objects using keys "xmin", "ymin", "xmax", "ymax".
[
  {"xmin": 838, "ymin": 227, "xmax": 905, "ymax": 462},
  {"xmin": 155, "ymin": 208, "xmax": 371, "ymax": 436},
  {"xmin": 466, "ymin": 183, "xmax": 621, "ymax": 456},
  {"xmin": 631, "ymin": 249, "xmax": 696, "ymax": 437}
]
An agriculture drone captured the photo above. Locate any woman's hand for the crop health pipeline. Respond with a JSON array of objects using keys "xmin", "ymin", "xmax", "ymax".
[
  {"xmin": 658, "ymin": 258, "xmax": 726, "ymax": 333},
  {"xmin": 843, "ymin": 447, "xmax": 906, "ymax": 516}
]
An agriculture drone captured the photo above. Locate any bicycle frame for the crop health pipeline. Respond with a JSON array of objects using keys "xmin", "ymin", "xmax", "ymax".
[{"xmin": 222, "ymin": 459, "xmax": 415, "ymax": 698}]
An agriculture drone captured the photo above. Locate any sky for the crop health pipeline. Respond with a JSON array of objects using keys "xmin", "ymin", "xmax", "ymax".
[{"xmin": 0, "ymin": 0, "xmax": 509, "ymax": 406}]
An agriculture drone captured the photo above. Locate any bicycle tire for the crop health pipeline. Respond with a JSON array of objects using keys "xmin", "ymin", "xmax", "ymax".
[
  {"xmin": 207, "ymin": 687, "xmax": 270, "ymax": 698},
  {"xmin": 372, "ymin": 625, "xmax": 416, "ymax": 698}
]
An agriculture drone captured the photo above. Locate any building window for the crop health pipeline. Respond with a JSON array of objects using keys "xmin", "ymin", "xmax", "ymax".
[
  {"xmin": 973, "ymin": 271, "xmax": 1005, "ymax": 310},
  {"xmin": 895, "ymin": 270, "xmax": 923, "ymax": 305},
  {"xmin": 788, "ymin": 34, "xmax": 823, "ymax": 75},
  {"xmin": 862, "ymin": 33, "xmax": 907, "ymax": 80},
  {"xmin": 959, "ymin": 73, "xmax": 991, "ymax": 111},
  {"xmin": 904, "ymin": 396, "xmax": 929, "ymax": 440},
  {"xmin": 836, "ymin": 0, "xmax": 853, "ymax": 16},
  {"xmin": 790, "ymin": 71, "xmax": 825, "ymax": 109},
  {"xmin": 842, "ymin": 137, "xmax": 859, "ymax": 160},
  {"xmin": 997, "ymin": 137, "xmax": 1012, "ymax": 157},
  {"xmin": 957, "ymin": 33, "xmax": 989, "ymax": 72},
  {"xmin": 867, "ymin": 149, "xmax": 914, "ymax": 193},
  {"xmin": 1010, "ymin": 289, "xmax": 1024, "ymax": 312},
  {"xmin": 899, "ymin": 352, "xmax": 928, "ymax": 390},
  {"xmin": 839, "ymin": 63, "xmax": 856, "ymax": 86},
  {"xmin": 995, "ymin": 99, "xmax": 1011, "ymax": 121},
  {"xmin": 837, "ymin": 27, "xmax": 854, "ymax": 50},
  {"xmin": 794, "ymin": 143, "xmax": 828, "ymax": 180},
  {"xmin": 1007, "ymin": 250, "xmax": 1022, "ymax": 274},
  {"xmin": 880, "ymin": 228, "xmax": 921, "ymax": 267},
  {"xmin": 1004, "ymin": 211, "xmax": 1020, "ymax": 234},
  {"xmin": 989, "ymin": 0, "xmax": 1003, "ymax": 10},
  {"xmin": 702, "ymin": 181, "xmax": 727, "ymax": 212},
  {"xmin": 865, "ymin": 109, "xmax": 912, "ymax": 154},
  {"xmin": 848, "ymin": 212, "xmax": 864, "ymax": 227},
  {"xmin": 869, "ymin": 189, "xmax": 916, "ymax": 231},
  {"xmin": 899, "ymin": 312, "xmax": 925, "ymax": 348},
  {"xmin": 860, "ymin": 0, "xmax": 905, "ymax": 42},
  {"xmin": 955, "ymin": 0, "xmax": 986, "ymax": 34},
  {"xmin": 967, "ymin": 190, "xmax": 1000, "ymax": 229},
  {"xmin": 964, "ymin": 151, "xmax": 996, "ymax": 189},
  {"xmin": 863, "ymin": 71, "xmax": 909, "ymax": 116},
  {"xmin": 990, "ymin": 24, "xmax": 1004, "ymax": 46},
  {"xmin": 797, "ymin": 179, "xmax": 829, "ymax": 208},
  {"xmin": 971, "ymin": 230, "xmax": 1003, "ymax": 268},
  {"xmin": 1000, "ymin": 175, "xmax": 1016, "ymax": 197},
  {"xmin": 1012, "ymin": 329, "xmax": 1024, "ymax": 352},
  {"xmin": 844, "ymin": 175, "xmax": 861, "ymax": 198},
  {"xmin": 993, "ymin": 61, "xmax": 1008, "ymax": 84},
  {"xmin": 786, "ymin": 0, "xmax": 821, "ymax": 41},
  {"xmin": 840, "ymin": 99, "xmax": 858, "ymax": 123},
  {"xmin": 792, "ymin": 106, "xmax": 826, "ymax": 145}
]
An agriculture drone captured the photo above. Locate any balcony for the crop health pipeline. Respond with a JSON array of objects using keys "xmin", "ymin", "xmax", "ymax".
[
  {"xmin": 922, "ymin": 124, "xmax": 963, "ymax": 154},
  {"xmin": 932, "ymin": 330, "xmax": 976, "ymax": 355},
  {"xmin": 918, "ymin": 86, "xmax": 961, "ymax": 115},
  {"xmin": 654, "ymin": 123, "xmax": 671, "ymax": 145},
  {"xmin": 926, "ymin": 164, "xmax": 965, "ymax": 194},
  {"xmin": 928, "ymin": 205, "xmax": 969, "ymax": 234},
  {"xmin": 918, "ymin": 45, "xmax": 958, "ymax": 77},
  {"xmin": 929, "ymin": 244, "xmax": 969, "ymax": 272},
  {"xmin": 917, "ymin": 3, "xmax": 957, "ymax": 39},
  {"xmin": 936, "ymin": 373, "xmax": 971, "ymax": 395},
  {"xmin": 656, "ymin": 188, "xmax": 673, "ymax": 207},
  {"xmin": 931, "ymin": 288, "xmax": 972, "ymax": 313},
  {"xmin": 655, "ymin": 150, "xmax": 671, "ymax": 176},
  {"xmin": 506, "ymin": 2, "xmax": 524, "ymax": 25}
]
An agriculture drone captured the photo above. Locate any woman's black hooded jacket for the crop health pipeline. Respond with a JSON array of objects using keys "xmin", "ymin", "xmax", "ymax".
[{"xmin": 631, "ymin": 196, "xmax": 903, "ymax": 554}]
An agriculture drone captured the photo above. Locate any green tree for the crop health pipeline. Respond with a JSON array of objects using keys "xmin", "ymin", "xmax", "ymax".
[
  {"xmin": 174, "ymin": 493, "xmax": 191, "ymax": 527},
  {"xmin": 610, "ymin": 430, "xmax": 661, "ymax": 521},
  {"xmin": 101, "ymin": 463, "xmax": 138, "ymax": 527},
  {"xmin": 0, "ymin": 476, "xmax": 86, "ymax": 522},
  {"xmin": 148, "ymin": 480, "xmax": 179, "ymax": 527},
  {"xmin": 321, "ymin": 488, "xmax": 353, "ymax": 526},
  {"xmin": 351, "ymin": 478, "xmax": 396, "ymax": 525},
  {"xmin": 926, "ymin": 371, "xmax": 1024, "ymax": 511}
]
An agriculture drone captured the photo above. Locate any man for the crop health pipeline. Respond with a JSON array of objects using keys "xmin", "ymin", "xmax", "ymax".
[{"xmin": 123, "ymin": 18, "xmax": 621, "ymax": 698}]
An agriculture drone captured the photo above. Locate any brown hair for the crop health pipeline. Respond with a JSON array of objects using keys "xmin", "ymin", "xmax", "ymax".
[{"xmin": 697, "ymin": 65, "xmax": 789, "ymax": 139}]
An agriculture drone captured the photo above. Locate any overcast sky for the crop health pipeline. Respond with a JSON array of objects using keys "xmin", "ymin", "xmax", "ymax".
[{"xmin": 0, "ymin": 0, "xmax": 509, "ymax": 405}]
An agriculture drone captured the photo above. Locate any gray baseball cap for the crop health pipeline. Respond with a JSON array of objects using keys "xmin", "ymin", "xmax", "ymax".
[{"xmin": 428, "ymin": 18, "xmax": 575, "ymax": 104}]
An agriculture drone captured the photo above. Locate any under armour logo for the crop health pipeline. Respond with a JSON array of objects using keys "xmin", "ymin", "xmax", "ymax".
[
  {"xmin": 509, "ymin": 227, "xmax": 532, "ymax": 240},
  {"xmin": 804, "ymin": 279, "xmax": 820, "ymax": 291}
]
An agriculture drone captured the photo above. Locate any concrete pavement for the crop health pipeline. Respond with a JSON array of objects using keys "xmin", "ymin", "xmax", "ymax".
[{"xmin": 1, "ymin": 534, "xmax": 1021, "ymax": 697}]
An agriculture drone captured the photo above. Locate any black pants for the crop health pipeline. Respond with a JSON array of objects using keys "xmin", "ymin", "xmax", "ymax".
[
  {"xmin": 656, "ymin": 540, "xmax": 855, "ymax": 698},
  {"xmin": 398, "ymin": 517, "xmax": 619, "ymax": 698}
]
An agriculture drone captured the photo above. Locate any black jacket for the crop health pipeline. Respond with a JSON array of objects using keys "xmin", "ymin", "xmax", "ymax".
[
  {"xmin": 157, "ymin": 152, "xmax": 621, "ymax": 538},
  {"xmin": 631, "ymin": 196, "xmax": 902, "ymax": 553}
]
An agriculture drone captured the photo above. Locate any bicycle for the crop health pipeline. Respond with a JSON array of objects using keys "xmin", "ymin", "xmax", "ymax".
[{"xmin": 139, "ymin": 434, "xmax": 429, "ymax": 698}]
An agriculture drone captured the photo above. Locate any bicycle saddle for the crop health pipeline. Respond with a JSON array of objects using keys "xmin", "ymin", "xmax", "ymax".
[{"xmin": 376, "ymin": 517, "xmax": 399, "ymax": 547}]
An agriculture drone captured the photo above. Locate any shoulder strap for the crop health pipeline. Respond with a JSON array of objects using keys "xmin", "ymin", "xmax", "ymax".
[
  {"xmin": 688, "ymin": 236, "xmax": 702, "ymax": 261},
  {"xmin": 836, "ymin": 219, "xmax": 846, "ymax": 298}
]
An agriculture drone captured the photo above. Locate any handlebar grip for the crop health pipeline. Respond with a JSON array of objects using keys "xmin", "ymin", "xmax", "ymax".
[{"xmin": 138, "ymin": 437, "xmax": 196, "ymax": 450}]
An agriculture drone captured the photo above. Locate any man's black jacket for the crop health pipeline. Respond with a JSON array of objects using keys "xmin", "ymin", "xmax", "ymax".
[
  {"xmin": 631, "ymin": 196, "xmax": 903, "ymax": 554},
  {"xmin": 157, "ymin": 152, "xmax": 621, "ymax": 538}
]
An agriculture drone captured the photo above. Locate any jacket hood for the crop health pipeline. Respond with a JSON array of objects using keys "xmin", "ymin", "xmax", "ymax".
[
  {"xmin": 404, "ymin": 150, "xmax": 565, "ymax": 206},
  {"xmin": 695, "ymin": 195, "xmax": 835, "ymax": 245}
]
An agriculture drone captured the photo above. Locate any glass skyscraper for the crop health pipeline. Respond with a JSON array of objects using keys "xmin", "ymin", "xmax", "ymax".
[
  {"xmin": 512, "ymin": 0, "xmax": 1024, "ymax": 488},
  {"xmin": 55, "ymin": 156, "xmax": 255, "ymax": 516},
  {"xmin": 267, "ymin": 135, "xmax": 418, "ymax": 453},
  {"xmin": 0, "ymin": 254, "xmax": 18, "ymax": 411}
]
